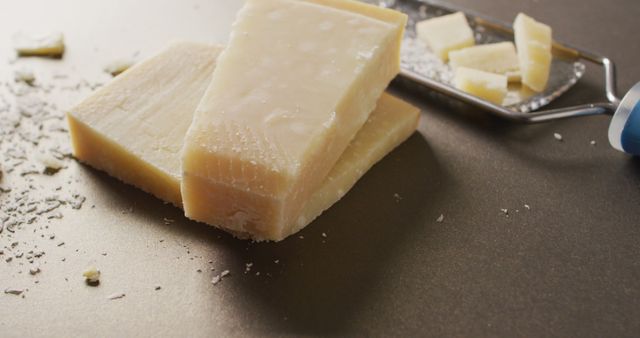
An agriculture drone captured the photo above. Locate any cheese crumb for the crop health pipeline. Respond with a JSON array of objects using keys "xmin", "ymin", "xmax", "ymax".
[
  {"xmin": 212, "ymin": 270, "xmax": 230, "ymax": 285},
  {"xmin": 436, "ymin": 214, "xmax": 444, "ymax": 223},
  {"xmin": 4, "ymin": 288, "xmax": 24, "ymax": 295},
  {"xmin": 13, "ymin": 31, "xmax": 65, "ymax": 57},
  {"xmin": 14, "ymin": 68, "xmax": 35, "ymax": 84},
  {"xmin": 82, "ymin": 266, "xmax": 101, "ymax": 284},
  {"xmin": 107, "ymin": 292, "xmax": 125, "ymax": 300},
  {"xmin": 554, "ymin": 133, "xmax": 563, "ymax": 141},
  {"xmin": 37, "ymin": 153, "xmax": 64, "ymax": 172},
  {"xmin": 104, "ymin": 58, "xmax": 135, "ymax": 76}
]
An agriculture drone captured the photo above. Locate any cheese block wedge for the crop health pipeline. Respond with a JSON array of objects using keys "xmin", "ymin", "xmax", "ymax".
[
  {"xmin": 416, "ymin": 12, "xmax": 474, "ymax": 61},
  {"xmin": 67, "ymin": 42, "xmax": 419, "ymax": 241},
  {"xmin": 449, "ymin": 42, "xmax": 519, "ymax": 76},
  {"xmin": 186, "ymin": 92, "xmax": 419, "ymax": 240},
  {"xmin": 454, "ymin": 67, "xmax": 507, "ymax": 105},
  {"xmin": 514, "ymin": 13, "xmax": 552, "ymax": 92},
  {"xmin": 68, "ymin": 42, "xmax": 223, "ymax": 206},
  {"xmin": 181, "ymin": 0, "xmax": 407, "ymax": 240}
]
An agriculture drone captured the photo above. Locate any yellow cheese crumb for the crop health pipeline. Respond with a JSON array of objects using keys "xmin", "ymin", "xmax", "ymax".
[
  {"xmin": 82, "ymin": 266, "xmax": 101, "ymax": 283},
  {"xmin": 13, "ymin": 31, "xmax": 65, "ymax": 57}
]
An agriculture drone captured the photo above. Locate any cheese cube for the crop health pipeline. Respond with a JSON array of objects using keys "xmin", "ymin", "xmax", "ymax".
[
  {"xmin": 416, "ymin": 12, "xmax": 475, "ymax": 61},
  {"xmin": 181, "ymin": 0, "xmax": 407, "ymax": 240},
  {"xmin": 13, "ymin": 31, "xmax": 65, "ymax": 57},
  {"xmin": 506, "ymin": 71, "xmax": 522, "ymax": 83},
  {"xmin": 514, "ymin": 13, "xmax": 552, "ymax": 92},
  {"xmin": 449, "ymin": 42, "xmax": 520, "ymax": 76},
  {"xmin": 454, "ymin": 67, "xmax": 507, "ymax": 105},
  {"xmin": 67, "ymin": 42, "xmax": 419, "ymax": 241},
  {"xmin": 82, "ymin": 266, "xmax": 101, "ymax": 283}
]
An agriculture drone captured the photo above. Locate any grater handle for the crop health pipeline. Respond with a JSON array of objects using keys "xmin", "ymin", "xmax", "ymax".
[{"xmin": 608, "ymin": 81, "xmax": 640, "ymax": 156}]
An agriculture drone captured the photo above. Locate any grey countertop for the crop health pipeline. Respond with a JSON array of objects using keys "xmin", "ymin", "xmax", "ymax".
[{"xmin": 1, "ymin": 0, "xmax": 639, "ymax": 337}]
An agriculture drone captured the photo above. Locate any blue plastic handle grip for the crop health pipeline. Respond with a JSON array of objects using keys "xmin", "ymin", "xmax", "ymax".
[
  {"xmin": 621, "ymin": 102, "xmax": 640, "ymax": 155},
  {"xmin": 609, "ymin": 82, "xmax": 640, "ymax": 156}
]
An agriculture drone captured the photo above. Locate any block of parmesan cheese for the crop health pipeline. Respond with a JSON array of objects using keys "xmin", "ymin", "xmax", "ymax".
[
  {"xmin": 67, "ymin": 42, "xmax": 223, "ymax": 206},
  {"xmin": 67, "ymin": 42, "xmax": 419, "ymax": 241},
  {"xmin": 186, "ymin": 92, "xmax": 419, "ymax": 240},
  {"xmin": 454, "ymin": 67, "xmax": 507, "ymax": 105},
  {"xmin": 181, "ymin": 0, "xmax": 407, "ymax": 240},
  {"xmin": 514, "ymin": 13, "xmax": 552, "ymax": 92},
  {"xmin": 448, "ymin": 42, "xmax": 520, "ymax": 77},
  {"xmin": 416, "ymin": 12, "xmax": 474, "ymax": 61}
]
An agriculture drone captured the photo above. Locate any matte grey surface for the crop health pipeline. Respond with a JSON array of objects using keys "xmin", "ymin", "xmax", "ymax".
[{"xmin": 1, "ymin": 0, "xmax": 639, "ymax": 337}]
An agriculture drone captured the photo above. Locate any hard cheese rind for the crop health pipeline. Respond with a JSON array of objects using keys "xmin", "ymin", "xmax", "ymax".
[
  {"xmin": 454, "ymin": 67, "xmax": 507, "ymax": 105},
  {"xmin": 416, "ymin": 12, "xmax": 474, "ymax": 61},
  {"xmin": 514, "ymin": 13, "xmax": 552, "ymax": 92},
  {"xmin": 181, "ymin": 0, "xmax": 407, "ymax": 240},
  {"xmin": 68, "ymin": 42, "xmax": 223, "ymax": 206}
]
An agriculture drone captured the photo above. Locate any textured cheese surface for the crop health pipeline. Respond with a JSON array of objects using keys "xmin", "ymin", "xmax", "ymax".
[
  {"xmin": 416, "ymin": 12, "xmax": 474, "ymax": 61},
  {"xmin": 514, "ymin": 13, "xmax": 552, "ymax": 92},
  {"xmin": 12, "ymin": 31, "xmax": 65, "ymax": 57},
  {"xmin": 454, "ymin": 67, "xmax": 507, "ymax": 105},
  {"xmin": 68, "ymin": 42, "xmax": 223, "ymax": 206},
  {"xmin": 449, "ymin": 42, "xmax": 519, "ymax": 76},
  {"xmin": 181, "ymin": 0, "xmax": 407, "ymax": 240}
]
